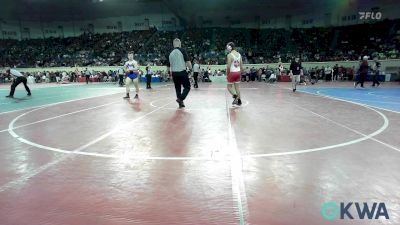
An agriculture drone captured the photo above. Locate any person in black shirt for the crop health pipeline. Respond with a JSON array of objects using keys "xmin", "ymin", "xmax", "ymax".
[
  {"xmin": 5, "ymin": 68, "xmax": 32, "ymax": 98},
  {"xmin": 192, "ymin": 60, "xmax": 200, "ymax": 88},
  {"xmin": 166, "ymin": 38, "xmax": 192, "ymax": 108},
  {"xmin": 333, "ymin": 64, "xmax": 339, "ymax": 81},
  {"xmin": 84, "ymin": 68, "xmax": 91, "ymax": 84},
  {"xmin": 289, "ymin": 56, "xmax": 303, "ymax": 92},
  {"xmin": 145, "ymin": 64, "xmax": 153, "ymax": 89},
  {"xmin": 371, "ymin": 58, "xmax": 381, "ymax": 87},
  {"xmin": 355, "ymin": 56, "xmax": 369, "ymax": 88}
]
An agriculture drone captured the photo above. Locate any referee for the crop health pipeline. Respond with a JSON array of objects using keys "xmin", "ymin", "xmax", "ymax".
[
  {"xmin": 372, "ymin": 57, "xmax": 381, "ymax": 87},
  {"xmin": 5, "ymin": 67, "xmax": 32, "ymax": 98},
  {"xmin": 118, "ymin": 66, "xmax": 125, "ymax": 87},
  {"xmin": 145, "ymin": 64, "xmax": 153, "ymax": 89},
  {"xmin": 289, "ymin": 56, "xmax": 303, "ymax": 92},
  {"xmin": 193, "ymin": 60, "xmax": 200, "ymax": 88},
  {"xmin": 167, "ymin": 38, "xmax": 192, "ymax": 108},
  {"xmin": 355, "ymin": 56, "xmax": 369, "ymax": 88}
]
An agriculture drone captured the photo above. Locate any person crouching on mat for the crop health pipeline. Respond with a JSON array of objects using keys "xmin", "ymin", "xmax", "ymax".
[
  {"xmin": 5, "ymin": 67, "xmax": 31, "ymax": 98},
  {"xmin": 123, "ymin": 52, "xmax": 140, "ymax": 99},
  {"xmin": 226, "ymin": 42, "xmax": 243, "ymax": 106}
]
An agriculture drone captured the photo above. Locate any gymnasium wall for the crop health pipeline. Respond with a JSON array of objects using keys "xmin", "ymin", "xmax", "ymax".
[
  {"xmin": 1, "ymin": 1, "xmax": 400, "ymax": 40},
  {"xmin": 196, "ymin": 2, "xmax": 400, "ymax": 29},
  {"xmin": 0, "ymin": 14, "xmax": 180, "ymax": 40}
]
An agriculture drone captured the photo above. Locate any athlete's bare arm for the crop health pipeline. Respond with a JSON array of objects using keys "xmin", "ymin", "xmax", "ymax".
[
  {"xmin": 124, "ymin": 62, "xmax": 129, "ymax": 71},
  {"xmin": 240, "ymin": 56, "xmax": 244, "ymax": 74},
  {"xmin": 186, "ymin": 61, "xmax": 192, "ymax": 71},
  {"xmin": 226, "ymin": 53, "xmax": 233, "ymax": 74},
  {"xmin": 134, "ymin": 61, "xmax": 140, "ymax": 74}
]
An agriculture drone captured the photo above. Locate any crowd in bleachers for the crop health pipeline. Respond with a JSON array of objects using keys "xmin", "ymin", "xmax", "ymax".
[
  {"xmin": 0, "ymin": 20, "xmax": 399, "ymax": 68},
  {"xmin": 251, "ymin": 29, "xmax": 288, "ymax": 64},
  {"xmin": 0, "ymin": 62, "xmax": 363, "ymax": 85},
  {"xmin": 0, "ymin": 68, "xmax": 172, "ymax": 84},
  {"xmin": 139, "ymin": 30, "xmax": 183, "ymax": 65},
  {"xmin": 0, "ymin": 29, "xmax": 154, "ymax": 68}
]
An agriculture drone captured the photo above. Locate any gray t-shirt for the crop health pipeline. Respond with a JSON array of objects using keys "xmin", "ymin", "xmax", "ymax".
[
  {"xmin": 10, "ymin": 69, "xmax": 23, "ymax": 77},
  {"xmin": 193, "ymin": 63, "xmax": 200, "ymax": 73},
  {"xmin": 167, "ymin": 48, "xmax": 190, "ymax": 72}
]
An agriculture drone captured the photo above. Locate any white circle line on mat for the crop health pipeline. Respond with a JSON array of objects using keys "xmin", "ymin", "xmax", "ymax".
[{"xmin": 8, "ymin": 94, "xmax": 389, "ymax": 160}]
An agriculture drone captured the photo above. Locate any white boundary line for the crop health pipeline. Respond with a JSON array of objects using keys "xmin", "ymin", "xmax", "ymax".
[
  {"xmin": 0, "ymin": 84, "xmax": 171, "ymax": 115},
  {"xmin": 2, "ymin": 85, "xmax": 398, "ymax": 197},
  {"xmin": 296, "ymin": 89, "xmax": 400, "ymax": 152},
  {"xmin": 0, "ymin": 88, "xmax": 120, "ymax": 106},
  {"xmin": 0, "ymin": 155, "xmax": 70, "ymax": 192},
  {"xmin": 368, "ymin": 91, "xmax": 400, "ymax": 99},
  {"xmin": 0, "ymin": 95, "xmax": 59, "ymax": 106},
  {"xmin": 325, "ymin": 97, "xmax": 400, "ymax": 105},
  {"xmin": 239, "ymin": 98, "xmax": 390, "ymax": 157},
  {"xmin": 7, "ymin": 86, "xmax": 391, "ymax": 160},
  {"xmin": 0, "ymin": 83, "xmax": 83, "ymax": 91},
  {"xmin": 313, "ymin": 90, "xmax": 400, "ymax": 114},
  {"xmin": 0, "ymin": 100, "xmax": 173, "ymax": 193},
  {"xmin": 363, "ymin": 106, "xmax": 399, "ymax": 114},
  {"xmin": 0, "ymin": 100, "xmax": 120, "ymax": 133},
  {"xmin": 315, "ymin": 90, "xmax": 400, "ymax": 104},
  {"xmin": 226, "ymin": 93, "xmax": 247, "ymax": 225},
  {"xmin": 0, "ymin": 92, "xmax": 121, "ymax": 116},
  {"xmin": 295, "ymin": 104, "xmax": 400, "ymax": 153}
]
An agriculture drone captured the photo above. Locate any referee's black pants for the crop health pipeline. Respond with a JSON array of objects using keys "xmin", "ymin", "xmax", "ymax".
[
  {"xmin": 146, "ymin": 74, "xmax": 152, "ymax": 89},
  {"xmin": 119, "ymin": 75, "xmax": 124, "ymax": 86},
  {"xmin": 193, "ymin": 72, "xmax": 199, "ymax": 88},
  {"xmin": 10, "ymin": 76, "xmax": 31, "ymax": 97},
  {"xmin": 372, "ymin": 72, "xmax": 380, "ymax": 86},
  {"xmin": 172, "ymin": 71, "xmax": 191, "ymax": 101},
  {"xmin": 356, "ymin": 73, "xmax": 366, "ymax": 87},
  {"xmin": 333, "ymin": 73, "xmax": 338, "ymax": 81}
]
